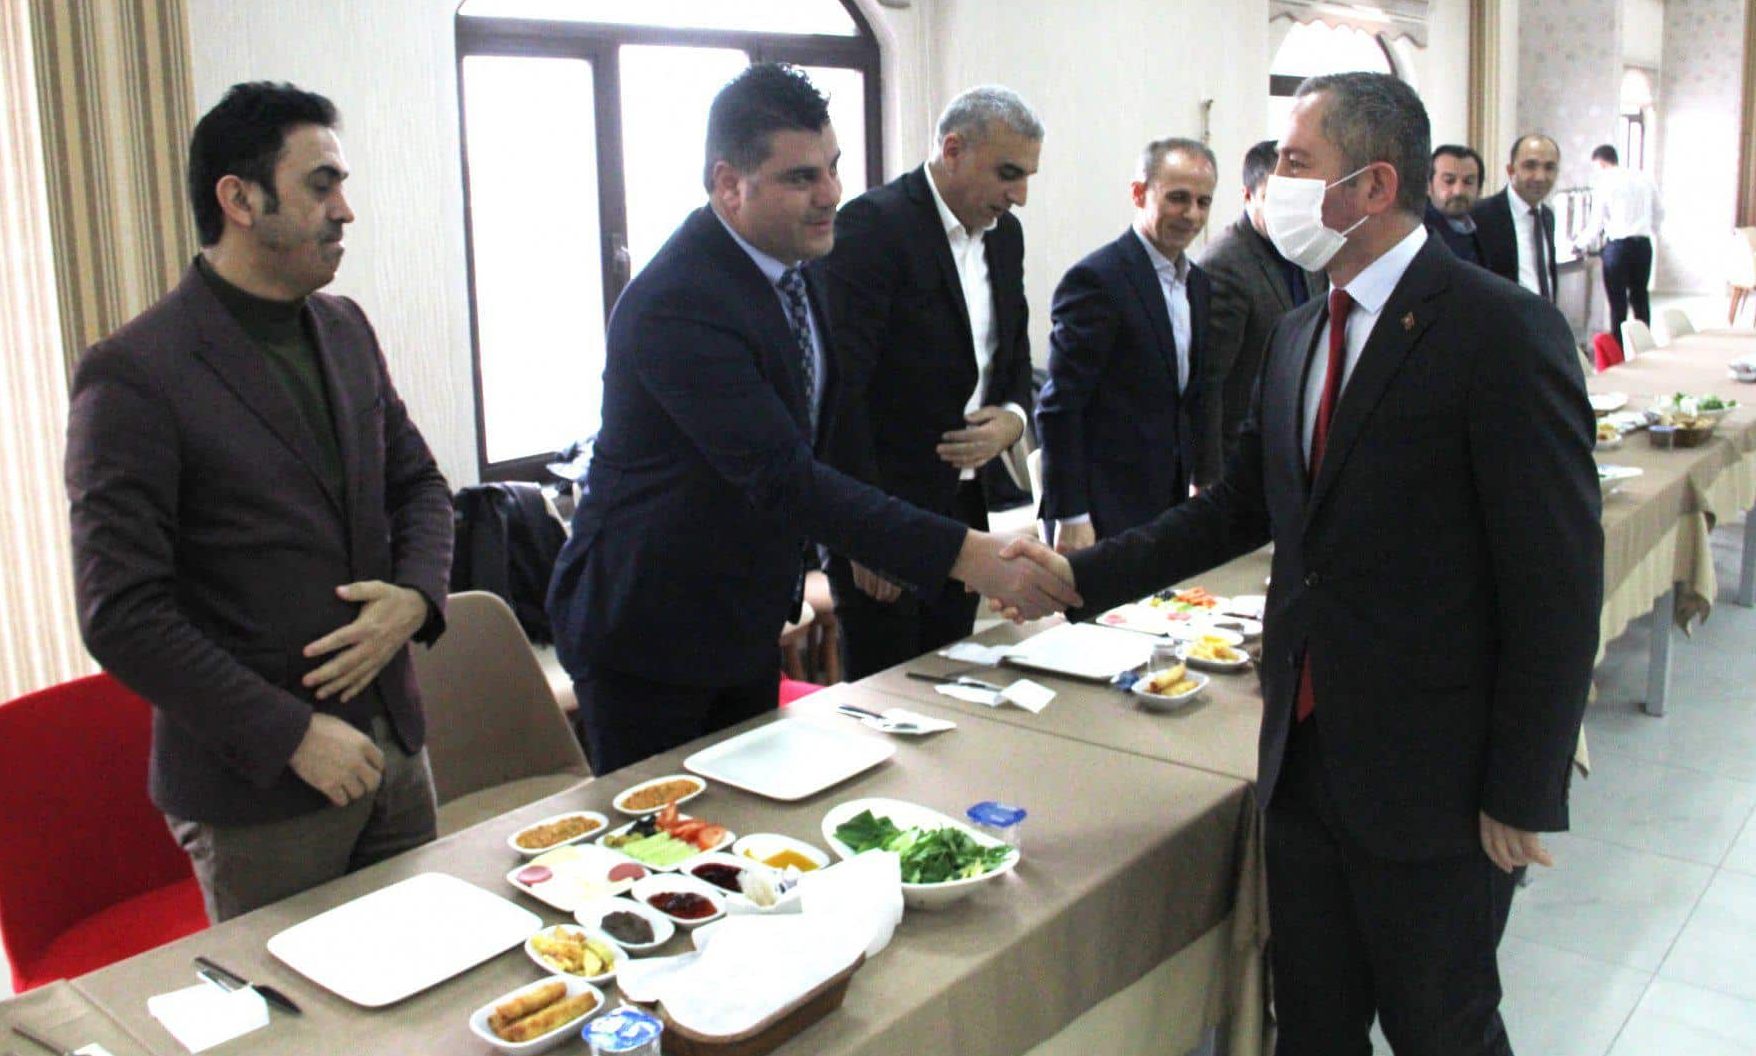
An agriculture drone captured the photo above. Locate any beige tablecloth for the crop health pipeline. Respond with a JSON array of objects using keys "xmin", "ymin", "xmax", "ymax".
[{"xmin": 37, "ymin": 696, "xmax": 1252, "ymax": 1056}]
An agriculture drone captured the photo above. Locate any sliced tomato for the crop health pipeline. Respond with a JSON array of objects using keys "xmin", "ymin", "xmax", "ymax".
[
  {"xmin": 669, "ymin": 819, "xmax": 708, "ymax": 842},
  {"xmin": 657, "ymin": 799, "xmax": 679, "ymax": 830},
  {"xmin": 691, "ymin": 824, "xmax": 728, "ymax": 850}
]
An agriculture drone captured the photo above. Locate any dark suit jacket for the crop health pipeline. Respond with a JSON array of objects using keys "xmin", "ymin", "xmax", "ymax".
[
  {"xmin": 1195, "ymin": 214, "xmax": 1327, "ymax": 487},
  {"xmin": 1423, "ymin": 202, "xmax": 1485, "ymax": 265},
  {"xmin": 1036, "ymin": 229, "xmax": 1209, "ymax": 537},
  {"xmin": 66, "ymin": 264, "xmax": 453, "ymax": 825},
  {"xmin": 1473, "ymin": 189, "xmax": 1557, "ymax": 295},
  {"xmin": 1069, "ymin": 234, "xmax": 1602, "ymax": 862},
  {"xmin": 547, "ymin": 206, "xmax": 967, "ymax": 687},
  {"xmin": 817, "ymin": 166, "xmax": 1034, "ymax": 520}
]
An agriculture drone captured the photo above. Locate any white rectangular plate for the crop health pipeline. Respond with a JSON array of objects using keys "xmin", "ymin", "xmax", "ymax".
[
  {"xmin": 1003, "ymin": 621, "xmax": 1154, "ymax": 681},
  {"xmin": 684, "ymin": 719, "xmax": 895, "ymax": 801},
  {"xmin": 267, "ymin": 872, "xmax": 540, "ymax": 1007}
]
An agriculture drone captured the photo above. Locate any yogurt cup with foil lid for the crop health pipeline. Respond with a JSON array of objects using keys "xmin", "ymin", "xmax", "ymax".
[{"xmin": 584, "ymin": 1005, "xmax": 663, "ymax": 1055}]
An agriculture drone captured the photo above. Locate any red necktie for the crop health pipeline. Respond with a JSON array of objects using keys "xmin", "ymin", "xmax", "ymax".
[{"xmin": 1295, "ymin": 288, "xmax": 1354, "ymax": 722}]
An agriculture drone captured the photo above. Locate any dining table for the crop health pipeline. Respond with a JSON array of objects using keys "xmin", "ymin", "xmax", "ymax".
[
  {"xmin": 4, "ymin": 690, "xmax": 1263, "ymax": 1056},
  {"xmin": 9, "ymin": 325, "xmax": 1756, "ymax": 1056}
]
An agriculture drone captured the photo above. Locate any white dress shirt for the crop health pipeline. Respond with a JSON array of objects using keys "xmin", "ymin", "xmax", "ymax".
[
  {"xmin": 1302, "ymin": 225, "xmax": 1428, "ymax": 464},
  {"xmin": 1133, "ymin": 227, "xmax": 1193, "ymax": 394},
  {"xmin": 1508, "ymin": 191, "xmax": 1550, "ymax": 297},
  {"xmin": 713, "ymin": 206, "xmax": 826, "ymax": 429},
  {"xmin": 1058, "ymin": 230, "xmax": 1195, "ymax": 533},
  {"xmin": 925, "ymin": 166, "xmax": 1027, "ymax": 480},
  {"xmin": 1587, "ymin": 165, "xmax": 1662, "ymax": 242}
]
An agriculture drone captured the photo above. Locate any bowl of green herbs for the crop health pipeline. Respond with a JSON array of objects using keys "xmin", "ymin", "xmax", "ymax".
[{"xmin": 822, "ymin": 797, "xmax": 1021, "ymax": 909}]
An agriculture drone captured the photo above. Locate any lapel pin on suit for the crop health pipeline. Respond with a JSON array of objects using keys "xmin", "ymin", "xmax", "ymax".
[{"xmin": 1401, "ymin": 312, "xmax": 1416, "ymax": 332}]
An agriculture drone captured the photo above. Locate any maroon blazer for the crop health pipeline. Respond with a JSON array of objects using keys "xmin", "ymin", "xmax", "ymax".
[{"xmin": 66, "ymin": 264, "xmax": 453, "ymax": 825}]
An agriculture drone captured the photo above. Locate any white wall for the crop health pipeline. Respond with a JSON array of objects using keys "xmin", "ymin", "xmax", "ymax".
[
  {"xmin": 1623, "ymin": 0, "xmax": 1667, "ymax": 66},
  {"xmin": 184, "ymin": 0, "xmax": 1502, "ymax": 473},
  {"xmin": 1655, "ymin": 0, "xmax": 1746, "ymax": 292},
  {"xmin": 188, "ymin": 0, "xmax": 476, "ymax": 485}
]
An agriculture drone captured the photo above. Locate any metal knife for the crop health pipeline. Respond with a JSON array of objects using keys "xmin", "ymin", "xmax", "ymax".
[{"xmin": 193, "ymin": 956, "xmax": 303, "ymax": 1016}]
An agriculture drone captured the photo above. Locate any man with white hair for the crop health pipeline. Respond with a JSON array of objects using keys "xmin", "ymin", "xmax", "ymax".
[{"xmin": 817, "ymin": 86, "xmax": 1044, "ymax": 679}]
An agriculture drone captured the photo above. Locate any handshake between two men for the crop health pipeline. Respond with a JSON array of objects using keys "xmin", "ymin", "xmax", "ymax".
[{"xmin": 947, "ymin": 531, "xmax": 1081, "ymax": 623}]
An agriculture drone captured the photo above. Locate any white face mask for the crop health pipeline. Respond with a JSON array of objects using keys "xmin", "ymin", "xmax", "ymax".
[{"xmin": 1263, "ymin": 166, "xmax": 1372, "ymax": 271}]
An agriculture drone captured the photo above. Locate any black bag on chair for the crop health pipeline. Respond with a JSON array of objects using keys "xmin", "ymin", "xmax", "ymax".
[{"xmin": 450, "ymin": 483, "xmax": 567, "ymax": 644}]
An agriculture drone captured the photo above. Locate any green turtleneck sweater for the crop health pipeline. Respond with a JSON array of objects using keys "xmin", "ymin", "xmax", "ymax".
[{"xmin": 196, "ymin": 256, "xmax": 344, "ymax": 500}]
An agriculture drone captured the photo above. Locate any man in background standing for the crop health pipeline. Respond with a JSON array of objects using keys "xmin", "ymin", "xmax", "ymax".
[
  {"xmin": 1425, "ymin": 143, "xmax": 1487, "ymax": 265},
  {"xmin": 67, "ymin": 83, "xmax": 454, "ymax": 921},
  {"xmin": 1579, "ymin": 143, "xmax": 1661, "ymax": 338},
  {"xmin": 1037, "ymin": 137, "xmax": 1215, "ymax": 552},
  {"xmin": 1196, "ymin": 139, "xmax": 1325, "ymax": 486},
  {"xmin": 1475, "ymin": 133, "xmax": 1562, "ymax": 301},
  {"xmin": 817, "ymin": 86, "xmax": 1042, "ymax": 679}
]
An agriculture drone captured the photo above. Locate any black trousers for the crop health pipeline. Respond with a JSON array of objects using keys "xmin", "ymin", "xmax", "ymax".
[
  {"xmin": 829, "ymin": 479, "xmax": 986, "ymax": 681},
  {"xmin": 571, "ymin": 665, "xmax": 778, "ymax": 776},
  {"xmin": 1601, "ymin": 236, "xmax": 1653, "ymax": 338},
  {"xmin": 1267, "ymin": 718, "xmax": 1520, "ymax": 1056}
]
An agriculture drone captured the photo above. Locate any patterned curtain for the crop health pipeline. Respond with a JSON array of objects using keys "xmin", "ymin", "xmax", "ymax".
[
  {"xmin": 0, "ymin": 0, "xmax": 90, "ymax": 699},
  {"xmin": 29, "ymin": 0, "xmax": 195, "ymax": 379}
]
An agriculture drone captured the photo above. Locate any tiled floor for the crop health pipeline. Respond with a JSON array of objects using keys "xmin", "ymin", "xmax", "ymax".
[{"xmin": 1483, "ymin": 515, "xmax": 1756, "ymax": 1054}]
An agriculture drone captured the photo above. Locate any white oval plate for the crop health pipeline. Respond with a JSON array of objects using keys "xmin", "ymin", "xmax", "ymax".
[
  {"xmin": 820, "ymin": 797, "xmax": 1020, "ymax": 910},
  {"xmin": 573, "ymin": 897, "xmax": 675, "ymax": 954},
  {"xmin": 468, "ymin": 975, "xmax": 605, "ymax": 1055},
  {"xmin": 505, "ymin": 844, "xmax": 642, "ymax": 913},
  {"xmin": 507, "ymin": 811, "xmax": 610, "ymax": 858},
  {"xmin": 523, "ymin": 923, "xmax": 623, "ymax": 985},
  {"xmin": 1176, "ymin": 642, "xmax": 1251, "ymax": 672},
  {"xmin": 1589, "ymin": 391, "xmax": 1628, "ymax": 415},
  {"xmin": 1131, "ymin": 669, "xmax": 1211, "ymax": 712},
  {"xmin": 597, "ymin": 814, "xmax": 735, "ymax": 872},
  {"xmin": 612, "ymin": 774, "xmax": 706, "ymax": 816},
  {"xmin": 629, "ymin": 873, "xmax": 726, "ymax": 928}
]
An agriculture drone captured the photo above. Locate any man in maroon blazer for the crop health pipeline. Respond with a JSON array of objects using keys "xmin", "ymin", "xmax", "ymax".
[{"xmin": 65, "ymin": 82, "xmax": 453, "ymax": 921}]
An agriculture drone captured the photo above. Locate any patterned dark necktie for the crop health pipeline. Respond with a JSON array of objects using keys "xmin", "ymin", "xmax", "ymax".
[{"xmin": 778, "ymin": 268, "xmax": 818, "ymax": 434}]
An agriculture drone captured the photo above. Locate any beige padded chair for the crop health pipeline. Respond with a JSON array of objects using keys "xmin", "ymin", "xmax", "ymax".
[
  {"xmin": 1620, "ymin": 319, "xmax": 1658, "ymax": 359},
  {"xmin": 1661, "ymin": 308, "xmax": 1696, "ymax": 343},
  {"xmin": 413, "ymin": 591, "xmax": 591, "ymax": 835}
]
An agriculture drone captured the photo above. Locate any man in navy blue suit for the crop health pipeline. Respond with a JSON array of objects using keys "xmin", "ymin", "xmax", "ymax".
[
  {"xmin": 547, "ymin": 65, "xmax": 1079, "ymax": 774},
  {"xmin": 1037, "ymin": 137, "xmax": 1216, "ymax": 553}
]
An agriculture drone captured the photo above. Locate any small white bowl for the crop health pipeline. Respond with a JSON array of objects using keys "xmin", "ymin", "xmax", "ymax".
[
  {"xmin": 574, "ymin": 896, "xmax": 676, "ymax": 953},
  {"xmin": 680, "ymin": 851, "xmax": 805, "ymax": 914},
  {"xmin": 523, "ymin": 923, "xmax": 623, "ymax": 984},
  {"xmin": 730, "ymin": 833, "xmax": 832, "ymax": 873},
  {"xmin": 507, "ymin": 811, "xmax": 609, "ymax": 858},
  {"xmin": 1175, "ymin": 641, "xmax": 1251, "ymax": 673},
  {"xmin": 1163, "ymin": 623, "xmax": 1244, "ymax": 646},
  {"xmin": 1202, "ymin": 615, "xmax": 1262, "ymax": 640},
  {"xmin": 629, "ymin": 873, "xmax": 726, "ymax": 928},
  {"xmin": 468, "ymin": 975, "xmax": 604, "ymax": 1055},
  {"xmin": 612, "ymin": 773, "xmax": 706, "ymax": 816},
  {"xmin": 1131, "ymin": 669, "xmax": 1211, "ymax": 712}
]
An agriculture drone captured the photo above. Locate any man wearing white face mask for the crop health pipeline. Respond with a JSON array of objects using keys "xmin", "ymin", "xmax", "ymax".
[{"xmin": 998, "ymin": 72, "xmax": 1601, "ymax": 1055}]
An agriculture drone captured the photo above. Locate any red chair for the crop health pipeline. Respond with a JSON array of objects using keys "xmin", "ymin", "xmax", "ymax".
[
  {"xmin": 0, "ymin": 674, "xmax": 208, "ymax": 991},
  {"xmin": 778, "ymin": 676, "xmax": 826, "ymax": 706},
  {"xmin": 1592, "ymin": 331, "xmax": 1625, "ymax": 372}
]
